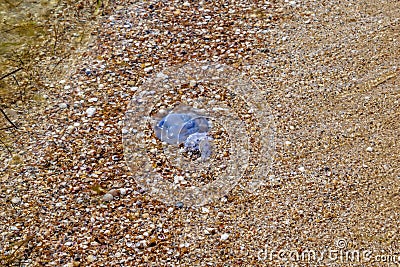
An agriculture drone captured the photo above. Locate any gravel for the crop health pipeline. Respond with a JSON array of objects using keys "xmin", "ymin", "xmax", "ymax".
[{"xmin": 1, "ymin": 0, "xmax": 399, "ymax": 266}]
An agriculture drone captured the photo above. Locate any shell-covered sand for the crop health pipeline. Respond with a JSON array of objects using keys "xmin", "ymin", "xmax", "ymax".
[{"xmin": 1, "ymin": 0, "xmax": 399, "ymax": 266}]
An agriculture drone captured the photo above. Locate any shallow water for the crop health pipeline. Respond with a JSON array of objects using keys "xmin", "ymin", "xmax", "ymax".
[
  {"xmin": 0, "ymin": 0, "xmax": 102, "ymax": 164},
  {"xmin": 0, "ymin": 0, "xmax": 57, "ymax": 69},
  {"xmin": 0, "ymin": 0, "xmax": 100, "ymax": 105}
]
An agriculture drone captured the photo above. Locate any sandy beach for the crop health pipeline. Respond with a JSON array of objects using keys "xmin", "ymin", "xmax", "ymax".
[{"xmin": 1, "ymin": 0, "xmax": 399, "ymax": 266}]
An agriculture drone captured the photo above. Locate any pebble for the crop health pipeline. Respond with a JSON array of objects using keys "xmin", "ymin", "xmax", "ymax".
[
  {"xmin": 108, "ymin": 189, "xmax": 119, "ymax": 197},
  {"xmin": 119, "ymin": 188, "xmax": 127, "ymax": 195},
  {"xmin": 156, "ymin": 72, "xmax": 168, "ymax": 79},
  {"xmin": 86, "ymin": 107, "xmax": 96, "ymax": 117},
  {"xmin": 201, "ymin": 207, "xmax": 209, "ymax": 213},
  {"xmin": 88, "ymin": 97, "xmax": 98, "ymax": 102},
  {"xmin": 175, "ymin": 202, "xmax": 184, "ymax": 208},
  {"xmin": 221, "ymin": 233, "xmax": 230, "ymax": 241},
  {"xmin": 58, "ymin": 103, "xmax": 68, "ymax": 109},
  {"xmin": 87, "ymin": 255, "xmax": 95, "ymax": 262},
  {"xmin": 11, "ymin": 197, "xmax": 21, "ymax": 204},
  {"xmin": 298, "ymin": 166, "xmax": 305, "ymax": 172},
  {"xmin": 174, "ymin": 175, "xmax": 185, "ymax": 184},
  {"xmin": 135, "ymin": 241, "xmax": 146, "ymax": 249},
  {"xmin": 144, "ymin": 66, "xmax": 153, "ymax": 72},
  {"xmin": 366, "ymin": 146, "xmax": 373, "ymax": 152},
  {"xmin": 102, "ymin": 193, "xmax": 114, "ymax": 202}
]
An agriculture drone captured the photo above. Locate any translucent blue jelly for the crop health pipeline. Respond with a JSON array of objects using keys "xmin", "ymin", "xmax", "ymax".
[
  {"xmin": 154, "ymin": 112, "xmax": 212, "ymax": 159},
  {"xmin": 184, "ymin": 132, "xmax": 213, "ymax": 160},
  {"xmin": 155, "ymin": 113, "xmax": 209, "ymax": 145}
]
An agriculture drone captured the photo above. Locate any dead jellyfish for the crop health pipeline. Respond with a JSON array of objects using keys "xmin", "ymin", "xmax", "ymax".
[
  {"xmin": 184, "ymin": 132, "xmax": 213, "ymax": 160},
  {"xmin": 154, "ymin": 110, "xmax": 212, "ymax": 160}
]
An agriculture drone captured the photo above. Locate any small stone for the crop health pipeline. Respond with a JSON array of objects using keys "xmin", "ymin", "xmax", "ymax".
[
  {"xmin": 11, "ymin": 197, "xmax": 21, "ymax": 204},
  {"xmin": 298, "ymin": 166, "xmax": 305, "ymax": 172},
  {"xmin": 58, "ymin": 103, "xmax": 68, "ymax": 109},
  {"xmin": 269, "ymin": 175, "xmax": 278, "ymax": 182},
  {"xmin": 176, "ymin": 202, "xmax": 184, "ymax": 208},
  {"xmin": 135, "ymin": 241, "xmax": 146, "ymax": 249},
  {"xmin": 119, "ymin": 188, "xmax": 127, "ymax": 195},
  {"xmin": 108, "ymin": 189, "xmax": 119, "ymax": 197},
  {"xmin": 221, "ymin": 233, "xmax": 229, "ymax": 241},
  {"xmin": 86, "ymin": 107, "xmax": 96, "ymax": 117},
  {"xmin": 102, "ymin": 193, "xmax": 113, "ymax": 202},
  {"xmin": 156, "ymin": 72, "xmax": 168, "ymax": 79},
  {"xmin": 285, "ymin": 141, "xmax": 292, "ymax": 146},
  {"xmin": 366, "ymin": 147, "xmax": 373, "ymax": 152},
  {"xmin": 144, "ymin": 66, "xmax": 153, "ymax": 72},
  {"xmin": 201, "ymin": 207, "xmax": 209, "ymax": 213},
  {"xmin": 168, "ymin": 207, "xmax": 174, "ymax": 213},
  {"xmin": 174, "ymin": 175, "xmax": 185, "ymax": 184},
  {"xmin": 88, "ymin": 97, "xmax": 98, "ymax": 103},
  {"xmin": 65, "ymin": 241, "xmax": 73, "ymax": 246},
  {"xmin": 87, "ymin": 255, "xmax": 95, "ymax": 262},
  {"xmin": 189, "ymin": 80, "xmax": 197, "ymax": 87}
]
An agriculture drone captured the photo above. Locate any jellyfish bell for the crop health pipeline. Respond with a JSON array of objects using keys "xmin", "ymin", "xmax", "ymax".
[
  {"xmin": 154, "ymin": 113, "xmax": 193, "ymax": 145},
  {"xmin": 154, "ymin": 106, "xmax": 210, "ymax": 145}
]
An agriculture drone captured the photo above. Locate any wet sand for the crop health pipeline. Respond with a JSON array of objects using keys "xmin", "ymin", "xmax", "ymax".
[{"xmin": 1, "ymin": 0, "xmax": 399, "ymax": 266}]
